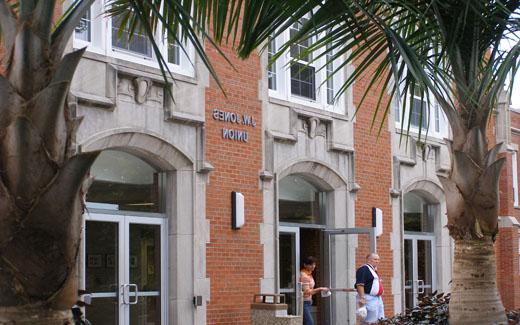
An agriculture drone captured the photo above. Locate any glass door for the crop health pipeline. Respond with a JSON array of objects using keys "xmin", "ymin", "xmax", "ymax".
[
  {"xmin": 127, "ymin": 217, "xmax": 164, "ymax": 325},
  {"xmin": 404, "ymin": 235, "xmax": 435, "ymax": 309},
  {"xmin": 279, "ymin": 226, "xmax": 300, "ymax": 315},
  {"xmin": 85, "ymin": 213, "xmax": 167, "ymax": 324},
  {"xmin": 84, "ymin": 216, "xmax": 121, "ymax": 325}
]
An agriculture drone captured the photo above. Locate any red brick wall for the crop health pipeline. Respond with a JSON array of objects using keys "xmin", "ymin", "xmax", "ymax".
[
  {"xmin": 496, "ymin": 110, "xmax": 520, "ymax": 310},
  {"xmin": 204, "ymin": 42, "xmax": 264, "ymax": 324},
  {"xmin": 498, "ymin": 150, "xmax": 513, "ymax": 217},
  {"xmin": 495, "ymin": 227, "xmax": 520, "ymax": 310},
  {"xmin": 352, "ymin": 58, "xmax": 394, "ymax": 314}
]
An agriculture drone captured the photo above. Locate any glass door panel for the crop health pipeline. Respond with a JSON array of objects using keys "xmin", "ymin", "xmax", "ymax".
[
  {"xmin": 404, "ymin": 239, "xmax": 414, "ymax": 310},
  {"xmin": 403, "ymin": 235, "xmax": 435, "ymax": 308},
  {"xmin": 279, "ymin": 227, "xmax": 300, "ymax": 315},
  {"xmin": 417, "ymin": 240, "xmax": 433, "ymax": 297},
  {"xmin": 130, "ymin": 296, "xmax": 161, "ymax": 325},
  {"xmin": 85, "ymin": 220, "xmax": 120, "ymax": 324},
  {"xmin": 129, "ymin": 223, "xmax": 162, "ymax": 325}
]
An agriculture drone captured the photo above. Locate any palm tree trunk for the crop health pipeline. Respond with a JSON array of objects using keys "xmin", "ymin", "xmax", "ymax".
[
  {"xmin": 449, "ymin": 238, "xmax": 507, "ymax": 324},
  {"xmin": 0, "ymin": 1, "xmax": 97, "ymax": 323},
  {"xmin": 0, "ymin": 306, "xmax": 72, "ymax": 325},
  {"xmin": 438, "ymin": 127, "xmax": 508, "ymax": 323}
]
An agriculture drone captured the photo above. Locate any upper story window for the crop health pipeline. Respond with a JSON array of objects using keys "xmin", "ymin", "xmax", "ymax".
[
  {"xmin": 410, "ymin": 88, "xmax": 428, "ymax": 129},
  {"xmin": 325, "ymin": 44, "xmax": 334, "ymax": 105},
  {"xmin": 395, "ymin": 88, "xmax": 449, "ymax": 139},
  {"xmin": 267, "ymin": 19, "xmax": 344, "ymax": 114},
  {"xmin": 289, "ymin": 19, "xmax": 316, "ymax": 101},
  {"xmin": 73, "ymin": 1, "xmax": 193, "ymax": 76},
  {"xmin": 267, "ymin": 37, "xmax": 277, "ymax": 90},
  {"xmin": 75, "ymin": 9, "xmax": 91, "ymax": 42},
  {"xmin": 111, "ymin": 16, "xmax": 152, "ymax": 58}
]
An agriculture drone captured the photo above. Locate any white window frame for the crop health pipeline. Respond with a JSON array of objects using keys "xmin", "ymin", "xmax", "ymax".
[
  {"xmin": 268, "ymin": 21, "xmax": 345, "ymax": 114},
  {"xmin": 395, "ymin": 91, "xmax": 449, "ymax": 139},
  {"xmin": 72, "ymin": 0, "xmax": 194, "ymax": 77},
  {"xmin": 267, "ymin": 36, "xmax": 278, "ymax": 91},
  {"xmin": 512, "ymin": 151, "xmax": 519, "ymax": 207}
]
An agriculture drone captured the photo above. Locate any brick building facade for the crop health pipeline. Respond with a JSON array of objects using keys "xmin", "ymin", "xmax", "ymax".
[
  {"xmin": 495, "ymin": 94, "xmax": 520, "ymax": 311},
  {"xmin": 3, "ymin": 2, "xmax": 519, "ymax": 323},
  {"xmin": 205, "ymin": 42, "xmax": 264, "ymax": 324}
]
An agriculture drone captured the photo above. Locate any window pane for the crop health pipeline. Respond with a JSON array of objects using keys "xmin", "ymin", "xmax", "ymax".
[
  {"xmin": 291, "ymin": 63, "xmax": 316, "ymax": 100},
  {"xmin": 85, "ymin": 221, "xmax": 118, "ymax": 293},
  {"xmin": 326, "ymin": 44, "xmax": 334, "ymax": 105},
  {"xmin": 434, "ymin": 103, "xmax": 440, "ymax": 132},
  {"xmin": 130, "ymin": 296, "xmax": 161, "ymax": 325},
  {"xmin": 268, "ymin": 37, "xmax": 277, "ymax": 90},
  {"xmin": 86, "ymin": 297, "xmax": 119, "ymax": 324},
  {"xmin": 167, "ymin": 41, "xmax": 180, "ymax": 65},
  {"xmin": 289, "ymin": 19, "xmax": 311, "ymax": 62},
  {"xmin": 404, "ymin": 239, "xmax": 414, "ymax": 309},
  {"xmin": 411, "ymin": 97, "xmax": 427, "ymax": 128},
  {"xmin": 75, "ymin": 10, "xmax": 91, "ymax": 42},
  {"xmin": 403, "ymin": 192, "xmax": 434, "ymax": 232},
  {"xmin": 86, "ymin": 150, "xmax": 161, "ymax": 212},
  {"xmin": 417, "ymin": 240, "xmax": 433, "ymax": 292},
  {"xmin": 395, "ymin": 100, "xmax": 400, "ymax": 123},
  {"xmin": 129, "ymin": 224, "xmax": 161, "ymax": 291},
  {"xmin": 279, "ymin": 233, "xmax": 296, "ymax": 291},
  {"xmin": 112, "ymin": 16, "xmax": 152, "ymax": 57},
  {"xmin": 279, "ymin": 175, "xmax": 324, "ymax": 224},
  {"xmin": 165, "ymin": 32, "xmax": 181, "ymax": 65}
]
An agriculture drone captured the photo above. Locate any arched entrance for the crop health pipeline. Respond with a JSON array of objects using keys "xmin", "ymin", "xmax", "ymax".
[
  {"xmin": 278, "ymin": 174, "xmax": 327, "ymax": 316},
  {"xmin": 83, "ymin": 150, "xmax": 167, "ymax": 324},
  {"xmin": 270, "ymin": 159, "xmax": 352, "ymax": 324},
  {"xmin": 403, "ymin": 191, "xmax": 437, "ymax": 309}
]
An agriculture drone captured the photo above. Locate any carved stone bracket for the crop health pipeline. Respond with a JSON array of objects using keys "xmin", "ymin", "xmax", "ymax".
[
  {"xmin": 349, "ymin": 182, "xmax": 361, "ymax": 193},
  {"xmin": 133, "ymin": 77, "xmax": 152, "ymax": 104},
  {"xmin": 197, "ymin": 161, "xmax": 215, "ymax": 174},
  {"xmin": 301, "ymin": 116, "xmax": 327, "ymax": 139},
  {"xmin": 259, "ymin": 170, "xmax": 274, "ymax": 182},
  {"xmin": 389, "ymin": 188, "xmax": 401, "ymax": 198}
]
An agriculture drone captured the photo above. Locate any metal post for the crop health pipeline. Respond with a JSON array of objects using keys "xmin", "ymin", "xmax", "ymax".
[{"xmin": 369, "ymin": 227, "xmax": 377, "ymax": 253}]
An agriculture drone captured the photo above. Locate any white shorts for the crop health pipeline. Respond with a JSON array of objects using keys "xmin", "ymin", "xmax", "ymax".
[{"xmin": 357, "ymin": 295, "xmax": 384, "ymax": 324}]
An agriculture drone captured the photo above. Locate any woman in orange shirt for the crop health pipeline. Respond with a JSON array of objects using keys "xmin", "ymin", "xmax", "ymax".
[{"xmin": 299, "ymin": 256, "xmax": 329, "ymax": 325}]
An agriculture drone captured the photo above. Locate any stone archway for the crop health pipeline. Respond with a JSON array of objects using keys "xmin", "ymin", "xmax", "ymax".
[
  {"xmin": 401, "ymin": 179, "xmax": 452, "ymax": 309},
  {"xmin": 79, "ymin": 129, "xmax": 205, "ymax": 325},
  {"xmin": 275, "ymin": 159, "xmax": 351, "ymax": 324},
  {"xmin": 80, "ymin": 128, "xmax": 193, "ymax": 171}
]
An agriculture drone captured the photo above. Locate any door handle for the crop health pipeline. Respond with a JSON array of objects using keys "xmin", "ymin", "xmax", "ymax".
[
  {"xmin": 122, "ymin": 284, "xmax": 140, "ymax": 304},
  {"xmin": 128, "ymin": 284, "xmax": 139, "ymax": 305},
  {"xmin": 122, "ymin": 284, "xmax": 129, "ymax": 304},
  {"xmin": 416, "ymin": 280, "xmax": 425, "ymax": 294}
]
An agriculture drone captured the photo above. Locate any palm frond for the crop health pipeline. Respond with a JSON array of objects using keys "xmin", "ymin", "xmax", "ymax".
[
  {"xmin": 231, "ymin": 0, "xmax": 520, "ymax": 143},
  {"xmin": 52, "ymin": 0, "xmax": 97, "ymax": 63}
]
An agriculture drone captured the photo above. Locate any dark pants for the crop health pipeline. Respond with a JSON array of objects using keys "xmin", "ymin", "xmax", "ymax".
[{"xmin": 303, "ymin": 301, "xmax": 314, "ymax": 325}]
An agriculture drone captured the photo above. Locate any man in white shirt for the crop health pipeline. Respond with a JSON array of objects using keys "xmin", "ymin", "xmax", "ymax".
[{"xmin": 355, "ymin": 253, "xmax": 384, "ymax": 324}]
